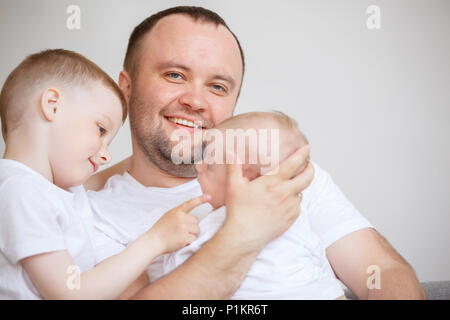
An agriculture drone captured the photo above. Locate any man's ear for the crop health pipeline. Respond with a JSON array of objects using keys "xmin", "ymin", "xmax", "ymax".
[
  {"xmin": 40, "ymin": 88, "xmax": 61, "ymax": 121},
  {"xmin": 118, "ymin": 70, "xmax": 132, "ymax": 105}
]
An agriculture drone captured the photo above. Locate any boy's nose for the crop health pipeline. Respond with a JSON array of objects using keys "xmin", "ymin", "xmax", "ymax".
[{"xmin": 97, "ymin": 147, "xmax": 111, "ymax": 165}]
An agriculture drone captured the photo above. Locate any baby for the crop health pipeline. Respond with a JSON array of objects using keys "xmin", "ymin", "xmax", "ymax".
[
  {"xmin": 162, "ymin": 111, "xmax": 347, "ymax": 299},
  {"xmin": 0, "ymin": 49, "xmax": 206, "ymax": 299}
]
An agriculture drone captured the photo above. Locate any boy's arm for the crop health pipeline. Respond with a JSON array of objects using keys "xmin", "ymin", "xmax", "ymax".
[
  {"xmin": 84, "ymin": 156, "xmax": 131, "ymax": 191},
  {"xmin": 21, "ymin": 195, "xmax": 207, "ymax": 299},
  {"xmin": 21, "ymin": 229, "xmax": 166, "ymax": 299},
  {"xmin": 132, "ymin": 146, "xmax": 313, "ymax": 299},
  {"xmin": 116, "ymin": 272, "xmax": 149, "ymax": 300}
]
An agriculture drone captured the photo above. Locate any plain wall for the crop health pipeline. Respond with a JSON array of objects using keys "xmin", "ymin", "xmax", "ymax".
[{"xmin": 0, "ymin": 0, "xmax": 449, "ymax": 282}]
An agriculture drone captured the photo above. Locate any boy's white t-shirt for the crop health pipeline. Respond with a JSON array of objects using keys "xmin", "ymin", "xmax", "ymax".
[
  {"xmin": 89, "ymin": 162, "xmax": 374, "ymax": 299},
  {"xmin": 0, "ymin": 159, "xmax": 97, "ymax": 299}
]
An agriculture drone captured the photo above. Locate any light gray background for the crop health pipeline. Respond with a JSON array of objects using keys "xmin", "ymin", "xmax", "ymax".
[{"xmin": 0, "ymin": 0, "xmax": 449, "ymax": 282}]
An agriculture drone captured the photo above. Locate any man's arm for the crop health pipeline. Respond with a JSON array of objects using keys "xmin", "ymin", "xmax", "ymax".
[
  {"xmin": 84, "ymin": 156, "xmax": 131, "ymax": 191},
  {"xmin": 326, "ymin": 228, "xmax": 426, "ymax": 300},
  {"xmin": 131, "ymin": 226, "xmax": 261, "ymax": 299},
  {"xmin": 132, "ymin": 146, "xmax": 313, "ymax": 299}
]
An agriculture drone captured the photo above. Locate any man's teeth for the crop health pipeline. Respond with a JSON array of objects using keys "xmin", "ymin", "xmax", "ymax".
[{"xmin": 167, "ymin": 117, "xmax": 202, "ymax": 129}]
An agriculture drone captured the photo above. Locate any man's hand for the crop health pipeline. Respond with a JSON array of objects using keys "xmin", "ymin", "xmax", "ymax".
[
  {"xmin": 130, "ymin": 145, "xmax": 313, "ymax": 300},
  {"xmin": 223, "ymin": 145, "xmax": 314, "ymax": 251}
]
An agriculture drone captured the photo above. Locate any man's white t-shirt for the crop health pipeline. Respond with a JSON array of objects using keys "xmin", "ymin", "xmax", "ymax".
[
  {"xmin": 88, "ymin": 162, "xmax": 374, "ymax": 298},
  {"xmin": 0, "ymin": 159, "xmax": 97, "ymax": 299},
  {"xmin": 88, "ymin": 173, "xmax": 213, "ymax": 281}
]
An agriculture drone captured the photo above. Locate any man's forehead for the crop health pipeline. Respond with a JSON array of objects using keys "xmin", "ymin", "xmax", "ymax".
[
  {"xmin": 148, "ymin": 14, "xmax": 228, "ymax": 41},
  {"xmin": 140, "ymin": 14, "xmax": 243, "ymax": 78}
]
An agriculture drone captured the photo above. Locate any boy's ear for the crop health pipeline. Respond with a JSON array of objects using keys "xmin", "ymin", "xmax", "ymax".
[
  {"xmin": 40, "ymin": 88, "xmax": 61, "ymax": 122},
  {"xmin": 118, "ymin": 70, "xmax": 132, "ymax": 105}
]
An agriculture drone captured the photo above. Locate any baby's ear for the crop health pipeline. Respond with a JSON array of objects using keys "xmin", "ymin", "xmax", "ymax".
[{"xmin": 40, "ymin": 88, "xmax": 61, "ymax": 121}]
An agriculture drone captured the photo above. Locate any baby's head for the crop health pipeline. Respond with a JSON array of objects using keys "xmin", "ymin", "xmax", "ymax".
[
  {"xmin": 0, "ymin": 49, "xmax": 127, "ymax": 189},
  {"xmin": 195, "ymin": 111, "xmax": 309, "ymax": 209}
]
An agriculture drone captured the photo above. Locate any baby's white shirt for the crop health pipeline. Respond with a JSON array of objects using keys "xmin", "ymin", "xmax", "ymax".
[{"xmin": 163, "ymin": 205, "xmax": 344, "ymax": 299}]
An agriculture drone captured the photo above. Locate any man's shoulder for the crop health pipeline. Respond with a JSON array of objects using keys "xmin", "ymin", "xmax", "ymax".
[
  {"xmin": 303, "ymin": 161, "xmax": 332, "ymax": 197},
  {"xmin": 84, "ymin": 157, "xmax": 132, "ymax": 191}
]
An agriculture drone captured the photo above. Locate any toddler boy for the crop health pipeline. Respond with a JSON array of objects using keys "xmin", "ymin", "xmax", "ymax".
[{"xmin": 0, "ymin": 49, "xmax": 206, "ymax": 299}]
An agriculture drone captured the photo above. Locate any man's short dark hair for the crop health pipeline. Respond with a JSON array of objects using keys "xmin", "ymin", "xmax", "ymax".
[{"xmin": 123, "ymin": 6, "xmax": 245, "ymax": 81}]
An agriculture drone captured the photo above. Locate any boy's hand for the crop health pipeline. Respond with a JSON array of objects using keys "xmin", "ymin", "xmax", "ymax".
[{"xmin": 148, "ymin": 194, "xmax": 211, "ymax": 254}]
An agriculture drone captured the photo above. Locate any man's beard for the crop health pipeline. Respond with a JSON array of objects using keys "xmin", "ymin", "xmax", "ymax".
[{"xmin": 128, "ymin": 93, "xmax": 201, "ymax": 178}]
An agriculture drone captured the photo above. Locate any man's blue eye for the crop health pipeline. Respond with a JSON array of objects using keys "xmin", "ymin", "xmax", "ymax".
[
  {"xmin": 168, "ymin": 73, "xmax": 182, "ymax": 79},
  {"xmin": 212, "ymin": 84, "xmax": 225, "ymax": 92}
]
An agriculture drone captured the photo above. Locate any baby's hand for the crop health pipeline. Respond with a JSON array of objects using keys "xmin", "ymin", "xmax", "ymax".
[{"xmin": 148, "ymin": 194, "xmax": 211, "ymax": 254}]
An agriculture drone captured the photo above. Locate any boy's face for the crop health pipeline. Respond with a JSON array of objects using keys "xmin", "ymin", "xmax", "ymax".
[{"xmin": 49, "ymin": 82, "xmax": 123, "ymax": 189}]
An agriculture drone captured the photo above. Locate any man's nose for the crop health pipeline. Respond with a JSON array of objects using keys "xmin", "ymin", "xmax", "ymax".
[{"xmin": 179, "ymin": 85, "xmax": 207, "ymax": 112}]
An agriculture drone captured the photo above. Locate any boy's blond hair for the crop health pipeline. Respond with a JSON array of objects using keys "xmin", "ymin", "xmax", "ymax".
[{"xmin": 0, "ymin": 49, "xmax": 127, "ymax": 141}]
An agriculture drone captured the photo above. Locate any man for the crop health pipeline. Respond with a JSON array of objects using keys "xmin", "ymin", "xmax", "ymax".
[{"xmin": 86, "ymin": 6, "xmax": 425, "ymax": 299}]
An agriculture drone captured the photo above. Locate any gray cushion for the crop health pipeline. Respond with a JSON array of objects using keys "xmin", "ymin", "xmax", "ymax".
[{"xmin": 344, "ymin": 281, "xmax": 450, "ymax": 300}]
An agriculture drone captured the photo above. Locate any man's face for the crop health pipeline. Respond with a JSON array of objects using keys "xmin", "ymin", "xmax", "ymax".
[{"xmin": 128, "ymin": 14, "xmax": 243, "ymax": 177}]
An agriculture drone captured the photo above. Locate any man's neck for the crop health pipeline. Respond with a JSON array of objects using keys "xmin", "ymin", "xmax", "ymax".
[{"xmin": 128, "ymin": 152, "xmax": 195, "ymax": 188}]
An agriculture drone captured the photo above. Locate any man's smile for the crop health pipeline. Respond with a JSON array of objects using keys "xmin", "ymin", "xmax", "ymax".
[
  {"xmin": 167, "ymin": 117, "xmax": 202, "ymax": 129},
  {"xmin": 164, "ymin": 115, "xmax": 209, "ymax": 134}
]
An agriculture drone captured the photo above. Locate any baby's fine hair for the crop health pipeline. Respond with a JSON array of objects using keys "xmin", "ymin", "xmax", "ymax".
[
  {"xmin": 218, "ymin": 110, "xmax": 309, "ymax": 145},
  {"xmin": 213, "ymin": 110, "xmax": 309, "ymax": 179},
  {"xmin": 0, "ymin": 49, "xmax": 127, "ymax": 141}
]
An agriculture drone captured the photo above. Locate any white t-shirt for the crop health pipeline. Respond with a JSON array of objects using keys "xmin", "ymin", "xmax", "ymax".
[
  {"xmin": 0, "ymin": 159, "xmax": 97, "ymax": 299},
  {"xmin": 163, "ymin": 205, "xmax": 344, "ymax": 299},
  {"xmin": 89, "ymin": 162, "xmax": 374, "ymax": 299},
  {"xmin": 88, "ymin": 173, "xmax": 213, "ymax": 281}
]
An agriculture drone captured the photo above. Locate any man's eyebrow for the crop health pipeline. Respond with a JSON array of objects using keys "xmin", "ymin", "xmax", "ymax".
[
  {"xmin": 212, "ymin": 74, "xmax": 236, "ymax": 90},
  {"xmin": 157, "ymin": 61, "xmax": 191, "ymax": 71}
]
